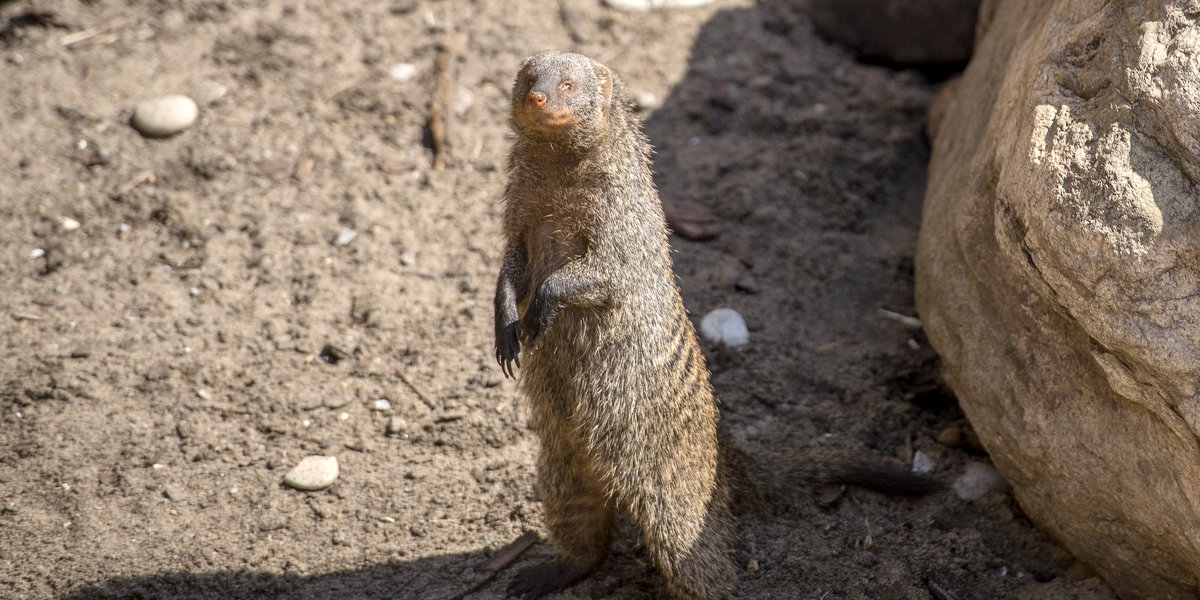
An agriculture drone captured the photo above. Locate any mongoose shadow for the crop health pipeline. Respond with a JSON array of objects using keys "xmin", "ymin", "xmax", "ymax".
[
  {"xmin": 51, "ymin": 550, "xmax": 495, "ymax": 600},
  {"xmin": 494, "ymin": 2, "xmax": 946, "ymax": 597}
]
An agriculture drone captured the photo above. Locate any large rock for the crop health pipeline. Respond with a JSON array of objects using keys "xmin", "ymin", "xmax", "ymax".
[{"xmin": 916, "ymin": 1, "xmax": 1200, "ymax": 598}]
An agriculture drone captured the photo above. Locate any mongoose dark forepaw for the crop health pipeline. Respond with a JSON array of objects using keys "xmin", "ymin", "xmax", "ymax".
[
  {"xmin": 507, "ymin": 560, "xmax": 589, "ymax": 599},
  {"xmin": 521, "ymin": 294, "xmax": 558, "ymax": 346},
  {"xmin": 496, "ymin": 321, "xmax": 521, "ymax": 378}
]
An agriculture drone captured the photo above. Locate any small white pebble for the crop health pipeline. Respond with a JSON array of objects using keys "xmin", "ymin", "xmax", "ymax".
[
  {"xmin": 189, "ymin": 287, "xmax": 201, "ymax": 297},
  {"xmin": 700, "ymin": 308, "xmax": 749, "ymax": 347},
  {"xmin": 388, "ymin": 62, "xmax": 418, "ymax": 83},
  {"xmin": 196, "ymin": 389, "xmax": 211, "ymax": 401},
  {"xmin": 633, "ymin": 90, "xmax": 661, "ymax": 112},
  {"xmin": 29, "ymin": 248, "xmax": 45, "ymax": 259},
  {"xmin": 912, "ymin": 450, "xmax": 936, "ymax": 475},
  {"xmin": 283, "ymin": 455, "xmax": 339, "ymax": 491},
  {"xmin": 372, "ymin": 399, "xmax": 392, "ymax": 411},
  {"xmin": 338, "ymin": 412, "xmax": 350, "ymax": 421},
  {"xmin": 953, "ymin": 462, "xmax": 1009, "ymax": 500},
  {"xmin": 386, "ymin": 416, "xmax": 408, "ymax": 435},
  {"xmin": 131, "ymin": 94, "xmax": 199, "ymax": 138},
  {"xmin": 453, "ymin": 87, "xmax": 474, "ymax": 117},
  {"xmin": 335, "ymin": 227, "xmax": 357, "ymax": 246}
]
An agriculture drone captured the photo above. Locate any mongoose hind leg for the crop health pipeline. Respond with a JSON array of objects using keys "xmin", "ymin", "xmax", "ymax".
[
  {"xmin": 509, "ymin": 430, "xmax": 615, "ymax": 598},
  {"xmin": 633, "ymin": 485, "xmax": 736, "ymax": 600}
]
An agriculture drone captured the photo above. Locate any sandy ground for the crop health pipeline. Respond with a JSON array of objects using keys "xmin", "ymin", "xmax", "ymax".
[{"xmin": 0, "ymin": 1, "xmax": 1119, "ymax": 598}]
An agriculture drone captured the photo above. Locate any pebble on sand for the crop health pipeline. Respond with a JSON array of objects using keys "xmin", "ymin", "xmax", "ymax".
[
  {"xmin": 334, "ymin": 227, "xmax": 358, "ymax": 246},
  {"xmin": 912, "ymin": 450, "xmax": 936, "ymax": 475},
  {"xmin": 131, "ymin": 94, "xmax": 199, "ymax": 138},
  {"xmin": 283, "ymin": 455, "xmax": 339, "ymax": 491},
  {"xmin": 700, "ymin": 308, "xmax": 749, "ymax": 347},
  {"xmin": 953, "ymin": 461, "xmax": 1009, "ymax": 501},
  {"xmin": 388, "ymin": 62, "xmax": 418, "ymax": 83}
]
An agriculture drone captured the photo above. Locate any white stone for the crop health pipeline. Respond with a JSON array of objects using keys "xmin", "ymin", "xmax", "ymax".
[
  {"xmin": 372, "ymin": 399, "xmax": 391, "ymax": 411},
  {"xmin": 911, "ymin": 450, "xmax": 936, "ymax": 475},
  {"xmin": 335, "ymin": 227, "xmax": 357, "ymax": 246},
  {"xmin": 283, "ymin": 455, "xmax": 339, "ymax": 491},
  {"xmin": 388, "ymin": 63, "xmax": 418, "ymax": 83},
  {"xmin": 700, "ymin": 308, "xmax": 749, "ymax": 347},
  {"xmin": 131, "ymin": 94, "xmax": 199, "ymax": 138},
  {"xmin": 952, "ymin": 462, "xmax": 1008, "ymax": 501},
  {"xmin": 634, "ymin": 90, "xmax": 661, "ymax": 112}
]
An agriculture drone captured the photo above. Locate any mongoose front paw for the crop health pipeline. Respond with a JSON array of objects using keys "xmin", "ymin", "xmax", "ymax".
[
  {"xmin": 521, "ymin": 294, "xmax": 558, "ymax": 346},
  {"xmin": 496, "ymin": 321, "xmax": 521, "ymax": 378},
  {"xmin": 506, "ymin": 560, "xmax": 589, "ymax": 599}
]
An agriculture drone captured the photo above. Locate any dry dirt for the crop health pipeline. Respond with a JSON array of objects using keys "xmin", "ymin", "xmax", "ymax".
[{"xmin": 0, "ymin": 1, "xmax": 1121, "ymax": 599}]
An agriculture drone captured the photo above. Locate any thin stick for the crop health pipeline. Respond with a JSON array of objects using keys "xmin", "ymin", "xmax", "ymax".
[
  {"xmin": 399, "ymin": 371, "xmax": 437, "ymax": 409},
  {"xmin": 117, "ymin": 170, "xmax": 156, "ymax": 195},
  {"xmin": 430, "ymin": 31, "xmax": 467, "ymax": 170},
  {"xmin": 444, "ymin": 531, "xmax": 539, "ymax": 600},
  {"xmin": 878, "ymin": 308, "xmax": 923, "ymax": 329},
  {"xmin": 60, "ymin": 19, "xmax": 125, "ymax": 47}
]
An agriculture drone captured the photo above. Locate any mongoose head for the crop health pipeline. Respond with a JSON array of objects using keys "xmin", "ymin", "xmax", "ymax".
[{"xmin": 510, "ymin": 50, "xmax": 616, "ymax": 146}]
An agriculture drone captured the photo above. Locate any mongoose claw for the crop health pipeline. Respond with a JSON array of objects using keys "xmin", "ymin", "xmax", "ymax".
[
  {"xmin": 506, "ymin": 560, "xmax": 589, "ymax": 599},
  {"xmin": 496, "ymin": 321, "xmax": 521, "ymax": 378}
]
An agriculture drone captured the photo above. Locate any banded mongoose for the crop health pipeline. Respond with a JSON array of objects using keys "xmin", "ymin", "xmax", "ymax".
[{"xmin": 494, "ymin": 50, "xmax": 936, "ymax": 599}]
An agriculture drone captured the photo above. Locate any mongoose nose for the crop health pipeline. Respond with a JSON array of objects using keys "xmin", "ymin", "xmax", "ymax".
[{"xmin": 528, "ymin": 91, "xmax": 547, "ymax": 108}]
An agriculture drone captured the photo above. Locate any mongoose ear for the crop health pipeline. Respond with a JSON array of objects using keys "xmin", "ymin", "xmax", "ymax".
[{"xmin": 591, "ymin": 62, "xmax": 613, "ymax": 103}]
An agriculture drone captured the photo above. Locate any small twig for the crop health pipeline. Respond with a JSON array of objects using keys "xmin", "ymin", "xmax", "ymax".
[
  {"xmin": 399, "ymin": 371, "xmax": 437, "ymax": 409},
  {"xmin": 483, "ymin": 531, "xmax": 538, "ymax": 571},
  {"xmin": 815, "ymin": 338, "xmax": 850, "ymax": 352},
  {"xmin": 59, "ymin": 19, "xmax": 124, "ymax": 46},
  {"xmin": 878, "ymin": 308, "xmax": 923, "ymax": 329},
  {"xmin": 320, "ymin": 78, "xmax": 361, "ymax": 105},
  {"xmin": 429, "ymin": 30, "xmax": 467, "ymax": 170},
  {"xmin": 11, "ymin": 313, "xmax": 45, "ymax": 322},
  {"xmin": 925, "ymin": 576, "xmax": 960, "ymax": 600},
  {"xmin": 444, "ymin": 531, "xmax": 539, "ymax": 600},
  {"xmin": 116, "ymin": 170, "xmax": 155, "ymax": 195}
]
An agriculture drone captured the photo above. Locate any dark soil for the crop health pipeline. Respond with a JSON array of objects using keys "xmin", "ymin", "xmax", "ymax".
[{"xmin": 0, "ymin": 1, "xmax": 1117, "ymax": 598}]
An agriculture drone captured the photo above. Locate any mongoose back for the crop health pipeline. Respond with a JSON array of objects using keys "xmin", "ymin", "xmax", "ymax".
[
  {"xmin": 494, "ymin": 50, "xmax": 939, "ymax": 599},
  {"xmin": 495, "ymin": 49, "xmax": 734, "ymax": 599}
]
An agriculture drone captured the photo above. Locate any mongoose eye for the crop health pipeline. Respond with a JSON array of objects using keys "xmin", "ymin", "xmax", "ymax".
[
  {"xmin": 560, "ymin": 81, "xmax": 574, "ymax": 94},
  {"xmin": 526, "ymin": 75, "xmax": 537, "ymax": 87}
]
